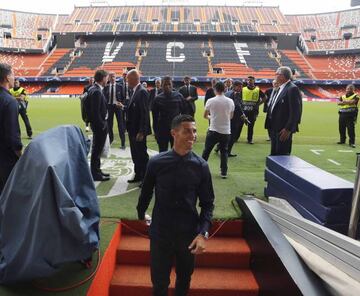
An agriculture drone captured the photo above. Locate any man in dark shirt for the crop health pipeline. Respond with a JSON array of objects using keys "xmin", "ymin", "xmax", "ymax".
[
  {"xmin": 0, "ymin": 63, "xmax": 23, "ymax": 193},
  {"xmin": 152, "ymin": 76, "xmax": 187, "ymax": 152},
  {"xmin": 83, "ymin": 77, "xmax": 94, "ymax": 132},
  {"xmin": 137, "ymin": 114, "xmax": 215, "ymax": 296},
  {"xmin": 178, "ymin": 76, "xmax": 198, "ymax": 117},
  {"xmin": 87, "ymin": 70, "xmax": 110, "ymax": 182},
  {"xmin": 149, "ymin": 78, "xmax": 162, "ymax": 112},
  {"xmin": 204, "ymin": 78, "xmax": 217, "ymax": 106}
]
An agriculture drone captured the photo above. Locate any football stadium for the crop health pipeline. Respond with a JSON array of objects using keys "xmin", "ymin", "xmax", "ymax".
[{"xmin": 0, "ymin": 0, "xmax": 360, "ymax": 295}]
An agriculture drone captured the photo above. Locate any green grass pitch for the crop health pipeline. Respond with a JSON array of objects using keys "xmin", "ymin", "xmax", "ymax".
[{"xmin": 19, "ymin": 98, "xmax": 359, "ymax": 220}]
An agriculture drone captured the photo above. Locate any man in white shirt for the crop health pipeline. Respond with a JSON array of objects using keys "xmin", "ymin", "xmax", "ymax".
[{"xmin": 202, "ymin": 81, "xmax": 234, "ymax": 178}]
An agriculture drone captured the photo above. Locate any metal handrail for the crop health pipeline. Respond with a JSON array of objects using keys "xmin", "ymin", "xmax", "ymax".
[{"xmin": 348, "ymin": 153, "xmax": 360, "ymax": 238}]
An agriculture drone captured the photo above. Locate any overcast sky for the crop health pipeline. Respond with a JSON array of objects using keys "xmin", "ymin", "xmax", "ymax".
[{"xmin": 0, "ymin": 0, "xmax": 354, "ymax": 15}]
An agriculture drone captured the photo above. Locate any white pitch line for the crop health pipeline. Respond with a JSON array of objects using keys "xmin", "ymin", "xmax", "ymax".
[
  {"xmin": 327, "ymin": 159, "xmax": 341, "ymax": 166},
  {"xmin": 338, "ymin": 150, "xmax": 354, "ymax": 153},
  {"xmin": 310, "ymin": 149, "xmax": 324, "ymax": 155}
]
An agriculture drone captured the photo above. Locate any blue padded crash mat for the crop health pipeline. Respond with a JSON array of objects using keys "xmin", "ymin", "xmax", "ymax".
[{"xmin": 266, "ymin": 156, "xmax": 353, "ymax": 206}]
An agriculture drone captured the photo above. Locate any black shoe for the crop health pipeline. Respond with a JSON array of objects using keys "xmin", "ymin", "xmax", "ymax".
[
  {"xmin": 228, "ymin": 153, "xmax": 237, "ymax": 157},
  {"xmin": 127, "ymin": 177, "xmax": 142, "ymax": 183},
  {"xmin": 337, "ymin": 141, "xmax": 345, "ymax": 144},
  {"xmin": 138, "ymin": 182, "xmax": 143, "ymax": 188},
  {"xmin": 214, "ymin": 148, "xmax": 219, "ymax": 154},
  {"xmin": 101, "ymin": 171, "xmax": 110, "ymax": 177},
  {"xmin": 120, "ymin": 145, "xmax": 126, "ymax": 150},
  {"xmin": 93, "ymin": 175, "xmax": 110, "ymax": 182},
  {"xmin": 247, "ymin": 141, "xmax": 254, "ymax": 144},
  {"xmin": 220, "ymin": 173, "xmax": 227, "ymax": 179},
  {"xmin": 350, "ymin": 144, "xmax": 356, "ymax": 148}
]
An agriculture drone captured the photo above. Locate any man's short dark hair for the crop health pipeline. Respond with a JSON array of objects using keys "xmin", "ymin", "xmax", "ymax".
[
  {"xmin": 162, "ymin": 76, "xmax": 172, "ymax": 86},
  {"xmin": 233, "ymin": 80, "xmax": 242, "ymax": 87},
  {"xmin": 183, "ymin": 76, "xmax": 191, "ymax": 80},
  {"xmin": 248, "ymin": 76, "xmax": 255, "ymax": 80},
  {"xmin": 94, "ymin": 70, "xmax": 108, "ymax": 83},
  {"xmin": 171, "ymin": 114, "xmax": 195, "ymax": 129},
  {"xmin": 214, "ymin": 81, "xmax": 225, "ymax": 93},
  {"xmin": 0, "ymin": 63, "xmax": 12, "ymax": 84}
]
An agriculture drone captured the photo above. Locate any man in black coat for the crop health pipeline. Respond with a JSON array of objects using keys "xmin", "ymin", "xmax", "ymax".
[
  {"xmin": 83, "ymin": 77, "xmax": 94, "ymax": 132},
  {"xmin": 225, "ymin": 80, "xmax": 247, "ymax": 157},
  {"xmin": 0, "ymin": 63, "xmax": 23, "ymax": 193},
  {"xmin": 265, "ymin": 67, "xmax": 302, "ymax": 155},
  {"xmin": 149, "ymin": 78, "xmax": 162, "ymax": 112},
  {"xmin": 152, "ymin": 76, "xmax": 187, "ymax": 152},
  {"xmin": 178, "ymin": 76, "xmax": 198, "ymax": 117},
  {"xmin": 125, "ymin": 69, "xmax": 151, "ymax": 184},
  {"xmin": 103, "ymin": 72, "xmax": 126, "ymax": 149},
  {"xmin": 204, "ymin": 78, "xmax": 217, "ymax": 106},
  {"xmin": 87, "ymin": 70, "xmax": 110, "ymax": 181}
]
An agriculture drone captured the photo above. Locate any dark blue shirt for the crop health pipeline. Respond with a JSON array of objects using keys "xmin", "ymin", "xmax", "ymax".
[
  {"xmin": 137, "ymin": 149, "xmax": 215, "ymax": 239},
  {"xmin": 0, "ymin": 86, "xmax": 23, "ymax": 165}
]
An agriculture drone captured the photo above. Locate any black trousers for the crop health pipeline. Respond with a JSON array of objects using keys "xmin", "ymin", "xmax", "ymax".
[
  {"xmin": 239, "ymin": 111, "xmax": 257, "ymax": 142},
  {"xmin": 202, "ymin": 130, "xmax": 230, "ymax": 175},
  {"xmin": 19, "ymin": 107, "xmax": 32, "ymax": 137},
  {"xmin": 339, "ymin": 112, "xmax": 357, "ymax": 145},
  {"xmin": 269, "ymin": 129, "xmax": 293, "ymax": 156},
  {"xmin": 150, "ymin": 235, "xmax": 195, "ymax": 296},
  {"xmin": 107, "ymin": 105, "xmax": 126, "ymax": 147},
  {"xmin": 228, "ymin": 117, "xmax": 242, "ymax": 154},
  {"xmin": 129, "ymin": 133, "xmax": 149, "ymax": 179},
  {"xmin": 90, "ymin": 125, "xmax": 108, "ymax": 177},
  {"xmin": 157, "ymin": 130, "xmax": 174, "ymax": 152}
]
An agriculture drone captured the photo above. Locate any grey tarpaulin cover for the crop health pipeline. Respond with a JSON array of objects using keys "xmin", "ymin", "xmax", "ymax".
[{"xmin": 0, "ymin": 125, "xmax": 100, "ymax": 283}]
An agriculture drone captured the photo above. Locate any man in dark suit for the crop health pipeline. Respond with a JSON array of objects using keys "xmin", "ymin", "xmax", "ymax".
[
  {"xmin": 264, "ymin": 80, "xmax": 280, "ymax": 141},
  {"xmin": 0, "ymin": 63, "xmax": 23, "ymax": 193},
  {"xmin": 87, "ymin": 70, "xmax": 110, "ymax": 181},
  {"xmin": 152, "ymin": 76, "xmax": 187, "ymax": 152},
  {"xmin": 178, "ymin": 76, "xmax": 198, "ymax": 117},
  {"xmin": 125, "ymin": 69, "xmax": 151, "ymax": 184},
  {"xmin": 103, "ymin": 72, "xmax": 126, "ymax": 149},
  {"xmin": 149, "ymin": 78, "xmax": 162, "ymax": 112},
  {"xmin": 265, "ymin": 67, "xmax": 302, "ymax": 155},
  {"xmin": 225, "ymin": 80, "xmax": 247, "ymax": 157},
  {"xmin": 83, "ymin": 77, "xmax": 94, "ymax": 132}
]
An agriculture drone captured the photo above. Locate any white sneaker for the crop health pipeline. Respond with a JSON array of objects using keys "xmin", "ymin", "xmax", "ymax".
[
  {"xmin": 85, "ymin": 126, "xmax": 90, "ymax": 132},
  {"xmin": 220, "ymin": 173, "xmax": 227, "ymax": 179}
]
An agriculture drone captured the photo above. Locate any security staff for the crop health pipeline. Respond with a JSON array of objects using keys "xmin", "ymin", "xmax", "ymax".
[
  {"xmin": 0, "ymin": 63, "xmax": 23, "ymax": 193},
  {"xmin": 137, "ymin": 114, "xmax": 215, "ymax": 296},
  {"xmin": 239, "ymin": 76, "xmax": 265, "ymax": 144},
  {"xmin": 9, "ymin": 79, "xmax": 32, "ymax": 139},
  {"xmin": 338, "ymin": 84, "xmax": 359, "ymax": 148},
  {"xmin": 152, "ymin": 76, "xmax": 187, "ymax": 152}
]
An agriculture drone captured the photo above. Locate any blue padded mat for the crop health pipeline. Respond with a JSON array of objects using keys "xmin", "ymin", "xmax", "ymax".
[
  {"xmin": 264, "ymin": 185, "xmax": 350, "ymax": 235},
  {"xmin": 266, "ymin": 156, "xmax": 353, "ymax": 206}
]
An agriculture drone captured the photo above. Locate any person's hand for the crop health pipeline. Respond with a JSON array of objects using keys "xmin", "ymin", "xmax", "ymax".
[
  {"xmin": 188, "ymin": 235, "xmax": 206, "ymax": 255},
  {"xmin": 136, "ymin": 132, "xmax": 144, "ymax": 142},
  {"xmin": 116, "ymin": 102, "xmax": 124, "ymax": 109},
  {"xmin": 186, "ymin": 96, "xmax": 192, "ymax": 101},
  {"xmin": 279, "ymin": 129, "xmax": 291, "ymax": 142}
]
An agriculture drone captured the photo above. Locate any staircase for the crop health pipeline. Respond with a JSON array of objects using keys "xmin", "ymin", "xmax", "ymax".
[
  {"xmin": 40, "ymin": 48, "xmax": 71, "ymax": 75},
  {"xmin": 109, "ymin": 220, "xmax": 259, "ymax": 296}
]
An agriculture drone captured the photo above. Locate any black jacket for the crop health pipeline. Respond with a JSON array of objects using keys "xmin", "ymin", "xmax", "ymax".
[
  {"xmin": 225, "ymin": 90, "xmax": 244, "ymax": 120},
  {"xmin": 126, "ymin": 84, "xmax": 151, "ymax": 136},
  {"xmin": 265, "ymin": 81, "xmax": 301, "ymax": 133},
  {"xmin": 152, "ymin": 91, "xmax": 187, "ymax": 135},
  {"xmin": 103, "ymin": 83, "xmax": 124, "ymax": 105},
  {"xmin": 149, "ymin": 87, "xmax": 162, "ymax": 111},
  {"xmin": 87, "ymin": 84, "xmax": 108, "ymax": 132},
  {"xmin": 204, "ymin": 88, "xmax": 215, "ymax": 106},
  {"xmin": 0, "ymin": 87, "xmax": 23, "ymax": 165},
  {"xmin": 178, "ymin": 85, "xmax": 198, "ymax": 115}
]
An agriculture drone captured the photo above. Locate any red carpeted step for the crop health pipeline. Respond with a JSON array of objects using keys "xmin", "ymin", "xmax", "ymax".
[
  {"xmin": 117, "ymin": 235, "xmax": 251, "ymax": 268},
  {"xmin": 110, "ymin": 265, "xmax": 259, "ymax": 296}
]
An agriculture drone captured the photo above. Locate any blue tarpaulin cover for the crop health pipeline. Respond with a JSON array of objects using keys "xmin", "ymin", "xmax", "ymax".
[{"xmin": 0, "ymin": 125, "xmax": 100, "ymax": 283}]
